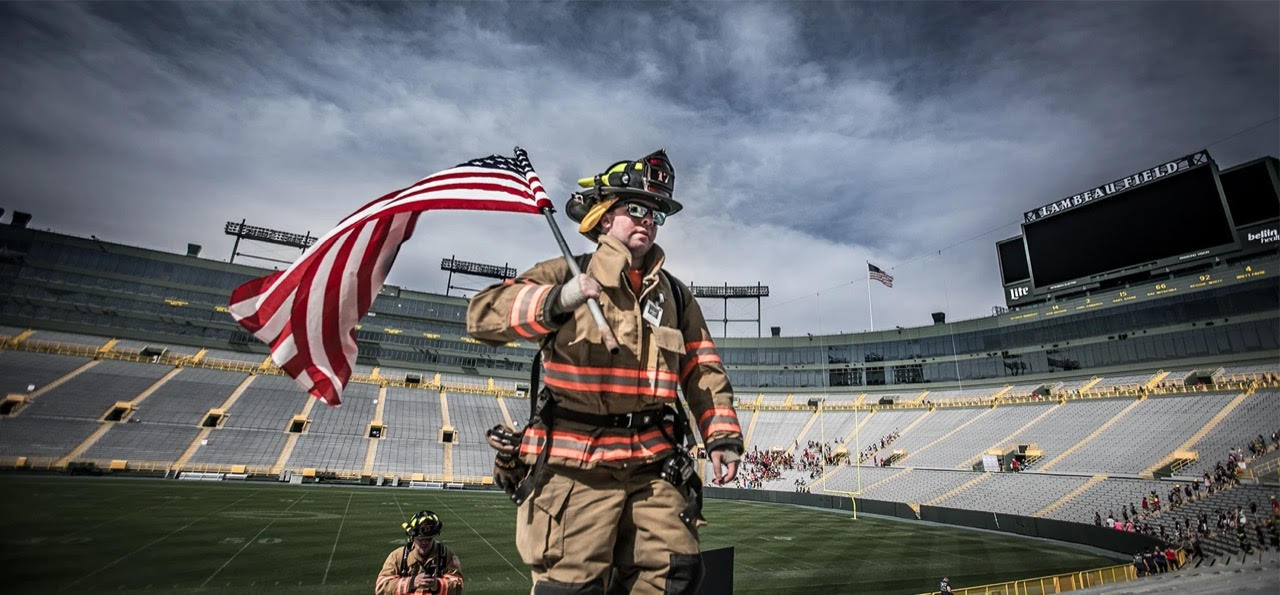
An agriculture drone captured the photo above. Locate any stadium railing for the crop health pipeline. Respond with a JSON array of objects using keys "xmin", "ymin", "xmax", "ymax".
[{"xmin": 933, "ymin": 562, "xmax": 1136, "ymax": 594}]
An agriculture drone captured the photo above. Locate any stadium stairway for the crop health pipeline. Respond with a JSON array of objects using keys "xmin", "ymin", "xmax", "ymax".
[
  {"xmin": 53, "ymin": 367, "xmax": 183, "ymax": 467},
  {"xmin": 361, "ymin": 386, "xmax": 389, "ymax": 477},
  {"xmin": 743, "ymin": 408, "xmax": 761, "ymax": 447},
  {"xmin": 785, "ymin": 409, "xmax": 822, "ymax": 455},
  {"xmin": 440, "ymin": 391, "xmax": 455, "ymax": 481},
  {"xmin": 24, "ymin": 359, "xmax": 100, "ymax": 401},
  {"xmin": 1035, "ymin": 474, "xmax": 1110, "ymax": 518},
  {"xmin": 172, "ymin": 374, "xmax": 258, "ymax": 470},
  {"xmin": 496, "ymin": 394, "xmax": 516, "ymax": 427},
  {"xmin": 1038, "ymin": 398, "xmax": 1144, "ymax": 471},
  {"xmin": 1141, "ymin": 390, "xmax": 1252, "ymax": 477},
  {"xmin": 269, "ymin": 391, "xmax": 321, "ymax": 474}
]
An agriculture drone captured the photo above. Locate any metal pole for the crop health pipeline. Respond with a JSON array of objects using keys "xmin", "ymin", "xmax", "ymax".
[
  {"xmin": 747, "ymin": 284, "xmax": 757, "ymax": 335},
  {"xmin": 229, "ymin": 218, "xmax": 245, "ymax": 264},
  {"xmin": 541, "ymin": 208, "xmax": 619, "ymax": 353},
  {"xmin": 866, "ymin": 262, "xmax": 874, "ymax": 332},
  {"xmin": 722, "ymin": 283, "xmax": 728, "ymax": 339},
  {"xmin": 445, "ymin": 254, "xmax": 455, "ymax": 297}
]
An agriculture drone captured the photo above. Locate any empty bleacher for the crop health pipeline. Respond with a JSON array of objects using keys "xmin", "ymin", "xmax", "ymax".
[
  {"xmin": 21, "ymin": 360, "xmax": 170, "ymax": 420},
  {"xmin": 132, "ymin": 368, "xmax": 247, "ymax": 425},
  {"xmin": 188, "ymin": 428, "xmax": 289, "ymax": 466},
  {"xmin": 936, "ymin": 472, "xmax": 1088, "ymax": 516},
  {"xmin": 25, "ymin": 330, "xmax": 109, "ymax": 348},
  {"xmin": 882, "ymin": 408, "xmax": 973, "ymax": 461},
  {"xmin": 922, "ymin": 386, "xmax": 996, "ymax": 402},
  {"xmin": 0, "ymin": 417, "xmax": 101, "ymax": 458},
  {"xmin": 1047, "ymin": 393, "xmax": 1238, "ymax": 474},
  {"xmin": 284, "ymin": 434, "xmax": 368, "ymax": 472},
  {"xmin": 1000, "ymin": 398, "xmax": 1133, "ymax": 468},
  {"xmin": 373, "ymin": 387, "xmax": 445, "ymax": 477},
  {"xmin": 903, "ymin": 402, "xmax": 1056, "ymax": 469},
  {"xmin": 448, "ymin": 392, "xmax": 506, "ymax": 478},
  {"xmin": 0, "ymin": 350, "xmax": 90, "ymax": 395},
  {"xmin": 82, "ymin": 423, "xmax": 201, "ymax": 463},
  {"xmin": 221, "ymin": 375, "xmax": 308, "ymax": 431},
  {"xmin": 748, "ymin": 410, "xmax": 812, "ymax": 451},
  {"xmin": 111, "ymin": 339, "xmax": 203, "ymax": 357}
]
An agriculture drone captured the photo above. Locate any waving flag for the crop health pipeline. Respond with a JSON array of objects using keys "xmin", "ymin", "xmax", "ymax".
[
  {"xmin": 868, "ymin": 263, "xmax": 894, "ymax": 288},
  {"xmin": 228, "ymin": 148, "xmax": 553, "ymax": 407}
]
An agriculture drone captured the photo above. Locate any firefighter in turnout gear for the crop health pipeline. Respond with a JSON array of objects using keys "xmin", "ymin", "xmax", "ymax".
[
  {"xmin": 375, "ymin": 510, "xmax": 464, "ymax": 594},
  {"xmin": 469, "ymin": 149, "xmax": 743, "ymax": 594}
]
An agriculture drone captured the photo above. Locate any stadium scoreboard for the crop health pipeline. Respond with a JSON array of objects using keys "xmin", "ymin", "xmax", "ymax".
[{"xmin": 998, "ymin": 151, "xmax": 1279, "ymax": 308}]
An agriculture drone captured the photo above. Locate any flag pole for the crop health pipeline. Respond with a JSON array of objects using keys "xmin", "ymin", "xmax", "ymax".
[
  {"xmin": 542, "ymin": 208, "xmax": 620, "ymax": 354},
  {"xmin": 866, "ymin": 262, "xmax": 874, "ymax": 332}
]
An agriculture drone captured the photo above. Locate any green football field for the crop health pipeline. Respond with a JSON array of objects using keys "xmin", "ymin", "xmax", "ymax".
[{"xmin": 0, "ymin": 476, "xmax": 1120, "ymax": 594}]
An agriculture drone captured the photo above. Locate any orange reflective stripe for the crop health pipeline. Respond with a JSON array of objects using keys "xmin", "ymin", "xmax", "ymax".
[
  {"xmin": 702, "ymin": 421, "xmax": 742, "ymax": 435},
  {"xmin": 681, "ymin": 353, "xmax": 722, "ymax": 380},
  {"xmin": 543, "ymin": 361, "xmax": 679, "ymax": 382},
  {"xmin": 685, "ymin": 339, "xmax": 716, "ymax": 351},
  {"xmin": 698, "ymin": 406, "xmax": 737, "ymax": 424},
  {"xmin": 509, "ymin": 284, "xmax": 537, "ymax": 338},
  {"xmin": 520, "ymin": 426, "xmax": 677, "ymax": 463},
  {"xmin": 523, "ymin": 284, "xmax": 552, "ymax": 335},
  {"xmin": 509, "ymin": 282, "xmax": 552, "ymax": 339},
  {"xmin": 698, "ymin": 406, "xmax": 741, "ymax": 437}
]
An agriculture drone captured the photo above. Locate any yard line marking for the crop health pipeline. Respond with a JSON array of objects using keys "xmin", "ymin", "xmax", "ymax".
[
  {"xmin": 200, "ymin": 493, "xmax": 307, "ymax": 587},
  {"xmin": 322, "ymin": 493, "xmax": 354, "ymax": 585},
  {"xmin": 430, "ymin": 494, "xmax": 528, "ymax": 582},
  {"xmin": 62, "ymin": 491, "xmax": 262, "ymax": 591},
  {"xmin": 390, "ymin": 491, "xmax": 407, "ymax": 519}
]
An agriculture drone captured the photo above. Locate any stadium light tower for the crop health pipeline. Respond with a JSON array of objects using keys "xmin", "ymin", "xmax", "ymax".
[
  {"xmin": 224, "ymin": 219, "xmax": 316, "ymax": 265},
  {"xmin": 688, "ymin": 282, "xmax": 769, "ymax": 337},
  {"xmin": 440, "ymin": 255, "xmax": 517, "ymax": 296}
]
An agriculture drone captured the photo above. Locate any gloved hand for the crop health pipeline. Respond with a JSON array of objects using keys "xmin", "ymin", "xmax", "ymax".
[
  {"xmin": 553, "ymin": 273, "xmax": 601, "ymax": 314},
  {"xmin": 710, "ymin": 448, "xmax": 741, "ymax": 485},
  {"xmin": 487, "ymin": 424, "xmax": 528, "ymax": 497},
  {"xmin": 413, "ymin": 575, "xmax": 439, "ymax": 593}
]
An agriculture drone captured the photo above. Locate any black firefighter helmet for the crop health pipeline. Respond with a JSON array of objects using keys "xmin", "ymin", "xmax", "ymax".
[
  {"xmin": 566, "ymin": 149, "xmax": 683, "ymax": 239},
  {"xmin": 402, "ymin": 510, "xmax": 443, "ymax": 539}
]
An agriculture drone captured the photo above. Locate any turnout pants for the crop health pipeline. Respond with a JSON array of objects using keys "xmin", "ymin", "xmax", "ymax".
[{"xmin": 517, "ymin": 461, "xmax": 702, "ymax": 595}]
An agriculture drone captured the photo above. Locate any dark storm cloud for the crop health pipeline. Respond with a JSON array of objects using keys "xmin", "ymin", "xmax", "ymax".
[{"xmin": 0, "ymin": 1, "xmax": 1275, "ymax": 335}]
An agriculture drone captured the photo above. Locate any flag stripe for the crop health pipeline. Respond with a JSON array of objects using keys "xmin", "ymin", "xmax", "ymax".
[{"xmin": 230, "ymin": 149, "xmax": 552, "ymax": 406}]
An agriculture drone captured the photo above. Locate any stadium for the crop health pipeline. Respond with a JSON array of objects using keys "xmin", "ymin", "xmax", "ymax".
[{"xmin": 1, "ymin": 145, "xmax": 1277, "ymax": 594}]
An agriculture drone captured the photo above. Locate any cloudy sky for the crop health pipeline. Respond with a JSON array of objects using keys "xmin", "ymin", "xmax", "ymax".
[{"xmin": 2, "ymin": 1, "xmax": 1276, "ymax": 337}]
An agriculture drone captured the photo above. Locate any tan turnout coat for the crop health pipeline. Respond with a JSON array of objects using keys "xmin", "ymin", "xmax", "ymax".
[{"xmin": 467, "ymin": 235, "xmax": 743, "ymax": 469}]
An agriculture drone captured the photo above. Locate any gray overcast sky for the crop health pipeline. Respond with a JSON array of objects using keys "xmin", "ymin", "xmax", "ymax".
[{"xmin": 2, "ymin": 1, "xmax": 1276, "ymax": 337}]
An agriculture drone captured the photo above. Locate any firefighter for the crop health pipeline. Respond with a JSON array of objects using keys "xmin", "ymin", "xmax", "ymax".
[
  {"xmin": 375, "ymin": 510, "xmax": 464, "ymax": 594},
  {"xmin": 469, "ymin": 149, "xmax": 743, "ymax": 594}
]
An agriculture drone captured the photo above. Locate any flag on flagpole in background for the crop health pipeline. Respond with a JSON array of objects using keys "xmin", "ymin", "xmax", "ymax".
[
  {"xmin": 868, "ymin": 263, "xmax": 894, "ymax": 288},
  {"xmin": 228, "ymin": 148, "xmax": 554, "ymax": 407}
]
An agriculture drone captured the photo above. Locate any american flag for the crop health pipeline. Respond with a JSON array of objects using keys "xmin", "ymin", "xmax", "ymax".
[
  {"xmin": 868, "ymin": 263, "xmax": 894, "ymax": 288},
  {"xmin": 228, "ymin": 148, "xmax": 553, "ymax": 407}
]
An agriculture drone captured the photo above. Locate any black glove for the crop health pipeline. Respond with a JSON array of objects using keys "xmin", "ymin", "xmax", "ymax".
[{"xmin": 487, "ymin": 424, "xmax": 528, "ymax": 499}]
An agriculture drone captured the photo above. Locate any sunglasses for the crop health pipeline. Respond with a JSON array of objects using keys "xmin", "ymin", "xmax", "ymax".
[{"xmin": 620, "ymin": 202, "xmax": 666, "ymax": 226}]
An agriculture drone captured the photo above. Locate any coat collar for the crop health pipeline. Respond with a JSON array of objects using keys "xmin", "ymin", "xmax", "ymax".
[{"xmin": 592, "ymin": 234, "xmax": 666, "ymax": 289}]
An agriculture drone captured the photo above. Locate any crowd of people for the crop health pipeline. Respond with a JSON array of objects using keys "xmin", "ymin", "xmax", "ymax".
[
  {"xmin": 859, "ymin": 431, "xmax": 902, "ymax": 466},
  {"xmin": 1092, "ymin": 432, "xmax": 1280, "ymax": 568},
  {"xmin": 733, "ymin": 439, "xmax": 849, "ymax": 491}
]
